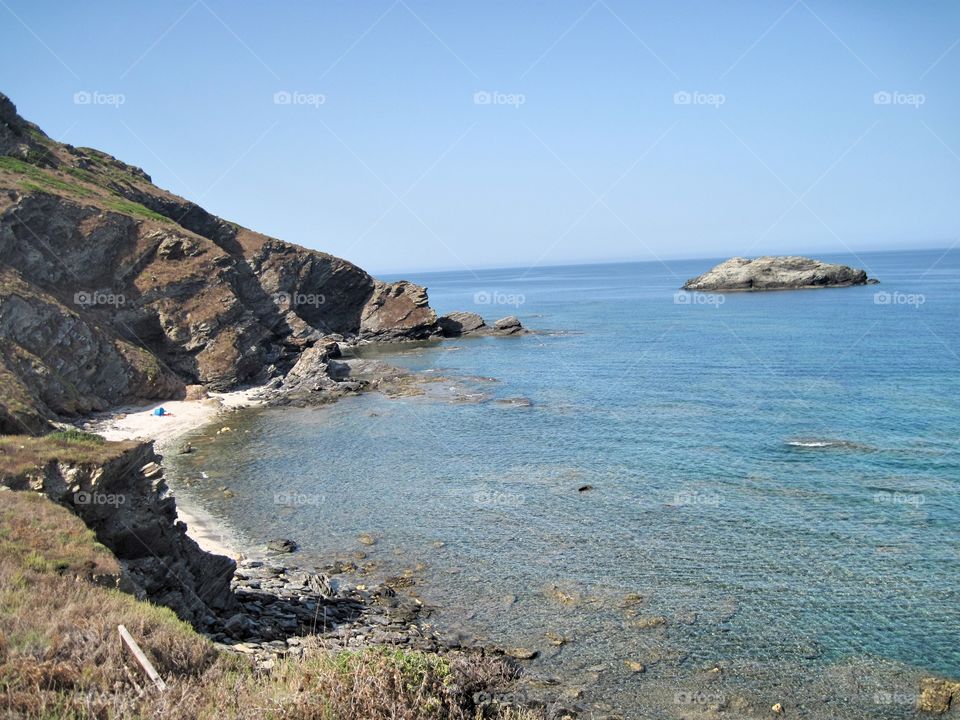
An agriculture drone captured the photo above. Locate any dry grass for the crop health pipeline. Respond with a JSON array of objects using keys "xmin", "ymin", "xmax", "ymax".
[
  {"xmin": 0, "ymin": 490, "xmax": 543, "ymax": 720},
  {"xmin": 0, "ymin": 491, "xmax": 219, "ymax": 718},
  {"xmin": 0, "ymin": 435, "xmax": 139, "ymax": 480}
]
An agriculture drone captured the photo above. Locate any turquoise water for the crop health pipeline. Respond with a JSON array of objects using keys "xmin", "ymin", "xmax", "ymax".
[{"xmin": 172, "ymin": 249, "xmax": 960, "ymax": 718}]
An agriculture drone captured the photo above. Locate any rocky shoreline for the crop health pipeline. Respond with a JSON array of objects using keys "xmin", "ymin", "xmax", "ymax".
[{"xmin": 63, "ymin": 324, "xmax": 575, "ymax": 716}]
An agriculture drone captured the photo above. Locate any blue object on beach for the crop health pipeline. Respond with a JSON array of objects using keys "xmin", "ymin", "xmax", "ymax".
[{"xmin": 153, "ymin": 407, "xmax": 166, "ymax": 416}]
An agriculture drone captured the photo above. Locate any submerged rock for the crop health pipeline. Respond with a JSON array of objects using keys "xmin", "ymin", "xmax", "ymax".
[
  {"xmin": 631, "ymin": 615, "xmax": 668, "ymax": 630},
  {"xmin": 682, "ymin": 256, "xmax": 876, "ymax": 292},
  {"xmin": 266, "ymin": 538, "xmax": 298, "ymax": 554}
]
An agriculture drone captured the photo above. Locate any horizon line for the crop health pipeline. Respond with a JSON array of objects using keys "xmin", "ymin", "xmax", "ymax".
[{"xmin": 373, "ymin": 244, "xmax": 957, "ymax": 278}]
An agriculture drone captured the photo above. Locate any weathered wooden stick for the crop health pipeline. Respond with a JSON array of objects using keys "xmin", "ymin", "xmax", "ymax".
[{"xmin": 118, "ymin": 624, "xmax": 168, "ymax": 692}]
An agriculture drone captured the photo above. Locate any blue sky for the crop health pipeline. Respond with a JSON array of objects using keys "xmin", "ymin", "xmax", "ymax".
[{"xmin": 1, "ymin": 1, "xmax": 958, "ymax": 274}]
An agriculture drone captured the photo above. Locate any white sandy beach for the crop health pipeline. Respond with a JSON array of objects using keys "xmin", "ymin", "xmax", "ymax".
[{"xmin": 85, "ymin": 388, "xmax": 265, "ymax": 559}]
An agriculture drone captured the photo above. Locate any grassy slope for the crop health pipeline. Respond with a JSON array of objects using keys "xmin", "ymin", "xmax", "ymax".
[
  {"xmin": 0, "ymin": 156, "xmax": 170, "ymax": 224},
  {"xmin": 0, "ymin": 437, "xmax": 540, "ymax": 720}
]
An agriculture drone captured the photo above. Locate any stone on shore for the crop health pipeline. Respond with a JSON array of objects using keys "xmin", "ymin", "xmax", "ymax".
[
  {"xmin": 505, "ymin": 647, "xmax": 539, "ymax": 660},
  {"xmin": 918, "ymin": 677, "xmax": 960, "ymax": 714},
  {"xmin": 682, "ymin": 256, "xmax": 876, "ymax": 292},
  {"xmin": 266, "ymin": 538, "xmax": 298, "ymax": 554}
]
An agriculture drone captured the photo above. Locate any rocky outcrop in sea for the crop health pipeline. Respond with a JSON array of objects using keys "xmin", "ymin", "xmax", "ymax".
[{"xmin": 682, "ymin": 255, "xmax": 877, "ymax": 292}]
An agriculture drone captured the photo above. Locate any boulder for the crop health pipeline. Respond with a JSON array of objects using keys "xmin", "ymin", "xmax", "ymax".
[
  {"xmin": 505, "ymin": 647, "xmax": 538, "ymax": 660},
  {"xmin": 437, "ymin": 311, "xmax": 486, "ymax": 337},
  {"xmin": 918, "ymin": 678, "xmax": 960, "ymax": 714},
  {"xmin": 492, "ymin": 315, "xmax": 524, "ymax": 334},
  {"xmin": 183, "ymin": 384, "xmax": 208, "ymax": 401},
  {"xmin": 266, "ymin": 538, "xmax": 298, "ymax": 554},
  {"xmin": 359, "ymin": 280, "xmax": 438, "ymax": 341}
]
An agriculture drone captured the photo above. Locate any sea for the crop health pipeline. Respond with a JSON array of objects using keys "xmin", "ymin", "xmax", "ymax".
[{"xmin": 169, "ymin": 248, "xmax": 960, "ymax": 719}]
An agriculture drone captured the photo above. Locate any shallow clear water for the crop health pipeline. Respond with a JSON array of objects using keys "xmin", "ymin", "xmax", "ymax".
[{"xmin": 171, "ymin": 249, "xmax": 960, "ymax": 718}]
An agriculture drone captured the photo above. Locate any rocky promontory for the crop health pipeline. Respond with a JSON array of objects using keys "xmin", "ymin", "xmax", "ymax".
[
  {"xmin": 0, "ymin": 92, "xmax": 526, "ymax": 434},
  {"xmin": 682, "ymin": 256, "xmax": 877, "ymax": 292}
]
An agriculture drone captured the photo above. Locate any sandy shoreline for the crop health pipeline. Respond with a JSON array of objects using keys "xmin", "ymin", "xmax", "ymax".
[{"xmin": 84, "ymin": 387, "xmax": 265, "ymax": 560}]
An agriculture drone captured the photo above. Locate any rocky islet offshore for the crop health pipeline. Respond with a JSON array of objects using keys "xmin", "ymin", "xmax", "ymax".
[{"xmin": 682, "ymin": 255, "xmax": 878, "ymax": 292}]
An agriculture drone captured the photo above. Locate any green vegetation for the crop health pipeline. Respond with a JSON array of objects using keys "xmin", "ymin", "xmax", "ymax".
[
  {"xmin": 0, "ymin": 363, "xmax": 40, "ymax": 425},
  {"xmin": 64, "ymin": 165, "xmax": 101, "ymax": 185},
  {"xmin": 0, "ymin": 156, "xmax": 97, "ymax": 198},
  {"xmin": 46, "ymin": 429, "xmax": 105, "ymax": 446},
  {"xmin": 0, "ymin": 154, "xmax": 171, "ymax": 225},
  {"xmin": 103, "ymin": 197, "xmax": 172, "ymax": 223}
]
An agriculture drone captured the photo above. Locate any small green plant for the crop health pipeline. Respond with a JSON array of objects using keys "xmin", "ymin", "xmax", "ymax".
[
  {"xmin": 23, "ymin": 551, "xmax": 50, "ymax": 573},
  {"xmin": 47, "ymin": 430, "xmax": 105, "ymax": 446}
]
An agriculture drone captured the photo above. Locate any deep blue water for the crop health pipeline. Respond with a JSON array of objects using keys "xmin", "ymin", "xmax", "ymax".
[{"xmin": 172, "ymin": 249, "xmax": 960, "ymax": 718}]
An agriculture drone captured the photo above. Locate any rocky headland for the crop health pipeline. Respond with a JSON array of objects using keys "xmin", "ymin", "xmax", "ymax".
[
  {"xmin": 0, "ymin": 91, "xmax": 525, "ymax": 435},
  {"xmin": 0, "ymin": 91, "xmax": 551, "ymax": 717},
  {"xmin": 682, "ymin": 255, "xmax": 877, "ymax": 292}
]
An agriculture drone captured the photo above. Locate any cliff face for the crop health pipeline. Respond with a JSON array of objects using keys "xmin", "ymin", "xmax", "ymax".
[
  {"xmin": 0, "ymin": 437, "xmax": 235, "ymax": 626},
  {"xmin": 0, "ymin": 92, "xmax": 439, "ymax": 433}
]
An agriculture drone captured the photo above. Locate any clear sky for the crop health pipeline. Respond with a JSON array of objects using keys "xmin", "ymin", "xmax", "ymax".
[{"xmin": 1, "ymin": 1, "xmax": 958, "ymax": 274}]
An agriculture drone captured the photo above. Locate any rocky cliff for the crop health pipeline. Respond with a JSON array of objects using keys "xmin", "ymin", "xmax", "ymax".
[
  {"xmin": 0, "ymin": 92, "xmax": 442, "ymax": 433},
  {"xmin": 0, "ymin": 435, "xmax": 235, "ymax": 626},
  {"xmin": 682, "ymin": 256, "xmax": 876, "ymax": 292}
]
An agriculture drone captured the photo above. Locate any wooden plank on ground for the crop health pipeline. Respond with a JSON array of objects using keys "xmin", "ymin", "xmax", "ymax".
[{"xmin": 118, "ymin": 624, "xmax": 168, "ymax": 692}]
